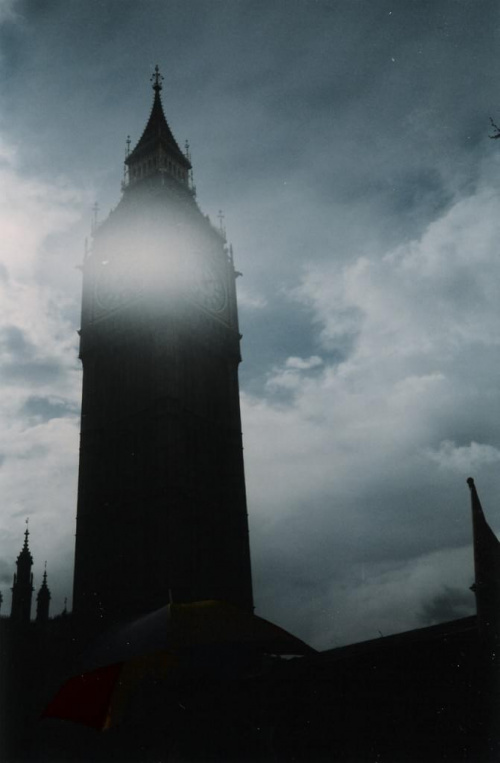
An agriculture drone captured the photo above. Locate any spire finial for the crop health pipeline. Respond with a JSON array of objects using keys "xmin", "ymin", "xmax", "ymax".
[
  {"xmin": 151, "ymin": 64, "xmax": 164, "ymax": 93},
  {"xmin": 125, "ymin": 135, "xmax": 131, "ymax": 158},
  {"xmin": 24, "ymin": 518, "xmax": 29, "ymax": 545}
]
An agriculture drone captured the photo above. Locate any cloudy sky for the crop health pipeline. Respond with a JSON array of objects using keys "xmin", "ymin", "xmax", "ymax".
[{"xmin": 1, "ymin": 0, "xmax": 500, "ymax": 648}]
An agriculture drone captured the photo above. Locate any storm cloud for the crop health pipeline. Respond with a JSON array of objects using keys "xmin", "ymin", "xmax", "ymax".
[{"xmin": 0, "ymin": 0, "xmax": 500, "ymax": 646}]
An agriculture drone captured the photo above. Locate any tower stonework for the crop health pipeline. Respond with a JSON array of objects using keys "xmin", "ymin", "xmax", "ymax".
[{"xmin": 72, "ymin": 69, "xmax": 253, "ymax": 624}]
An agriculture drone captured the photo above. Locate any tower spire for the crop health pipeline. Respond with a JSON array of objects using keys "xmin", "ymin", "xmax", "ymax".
[
  {"xmin": 36, "ymin": 561, "xmax": 51, "ymax": 624},
  {"xmin": 124, "ymin": 66, "xmax": 191, "ymax": 191}
]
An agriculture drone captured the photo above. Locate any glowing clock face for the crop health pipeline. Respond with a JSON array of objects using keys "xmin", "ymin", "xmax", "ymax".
[
  {"xmin": 193, "ymin": 261, "xmax": 227, "ymax": 313},
  {"xmin": 95, "ymin": 258, "xmax": 142, "ymax": 311}
]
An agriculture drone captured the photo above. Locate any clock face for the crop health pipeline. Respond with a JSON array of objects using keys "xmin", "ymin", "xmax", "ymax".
[
  {"xmin": 193, "ymin": 261, "xmax": 227, "ymax": 313},
  {"xmin": 95, "ymin": 258, "xmax": 143, "ymax": 311}
]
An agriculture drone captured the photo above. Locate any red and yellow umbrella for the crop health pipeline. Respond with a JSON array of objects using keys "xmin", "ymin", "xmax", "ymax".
[{"xmin": 43, "ymin": 600, "xmax": 314, "ymax": 730}]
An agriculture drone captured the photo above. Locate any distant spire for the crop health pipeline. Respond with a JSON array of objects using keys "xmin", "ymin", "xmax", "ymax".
[
  {"xmin": 20, "ymin": 520, "xmax": 32, "ymax": 560},
  {"xmin": 36, "ymin": 562, "xmax": 51, "ymax": 624},
  {"xmin": 468, "ymin": 478, "xmax": 500, "ymax": 581},
  {"xmin": 11, "ymin": 524, "xmax": 34, "ymax": 624},
  {"xmin": 467, "ymin": 477, "xmax": 500, "ymax": 642}
]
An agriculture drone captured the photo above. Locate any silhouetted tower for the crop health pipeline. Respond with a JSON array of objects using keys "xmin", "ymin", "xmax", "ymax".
[
  {"xmin": 73, "ymin": 66, "xmax": 253, "ymax": 624},
  {"xmin": 467, "ymin": 477, "xmax": 500, "ymax": 644},
  {"xmin": 10, "ymin": 527, "xmax": 34, "ymax": 624},
  {"xmin": 36, "ymin": 565, "xmax": 51, "ymax": 624}
]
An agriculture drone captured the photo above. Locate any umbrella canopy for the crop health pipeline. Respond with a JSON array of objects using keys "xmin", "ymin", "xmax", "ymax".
[
  {"xmin": 83, "ymin": 599, "xmax": 314, "ymax": 669},
  {"xmin": 42, "ymin": 600, "xmax": 314, "ymax": 730}
]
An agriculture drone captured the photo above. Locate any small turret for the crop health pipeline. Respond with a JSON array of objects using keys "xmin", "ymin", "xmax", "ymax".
[
  {"xmin": 10, "ymin": 524, "xmax": 34, "ymax": 624},
  {"xmin": 36, "ymin": 563, "xmax": 51, "ymax": 624},
  {"xmin": 467, "ymin": 477, "xmax": 500, "ymax": 643}
]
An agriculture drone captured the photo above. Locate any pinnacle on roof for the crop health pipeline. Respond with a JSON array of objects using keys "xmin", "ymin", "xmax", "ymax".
[
  {"xmin": 467, "ymin": 477, "xmax": 500, "ymax": 589},
  {"xmin": 126, "ymin": 65, "xmax": 190, "ymax": 170},
  {"xmin": 37, "ymin": 565, "xmax": 51, "ymax": 598}
]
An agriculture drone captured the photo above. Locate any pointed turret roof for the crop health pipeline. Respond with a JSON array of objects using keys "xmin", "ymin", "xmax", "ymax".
[
  {"xmin": 37, "ymin": 567, "xmax": 51, "ymax": 600},
  {"xmin": 126, "ymin": 65, "xmax": 190, "ymax": 170},
  {"xmin": 17, "ymin": 526, "xmax": 33, "ymax": 566},
  {"xmin": 467, "ymin": 477, "xmax": 500, "ymax": 588},
  {"xmin": 36, "ymin": 564, "xmax": 51, "ymax": 623}
]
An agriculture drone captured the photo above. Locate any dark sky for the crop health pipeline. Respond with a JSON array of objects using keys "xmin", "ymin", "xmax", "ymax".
[{"xmin": 1, "ymin": 0, "xmax": 500, "ymax": 648}]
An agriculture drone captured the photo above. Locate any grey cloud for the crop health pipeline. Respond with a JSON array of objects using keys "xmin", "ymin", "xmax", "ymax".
[
  {"xmin": 3, "ymin": 0, "xmax": 500, "ymax": 646},
  {"xmin": 419, "ymin": 586, "xmax": 474, "ymax": 626},
  {"xmin": 0, "ymin": 559, "xmax": 11, "ymax": 585},
  {"xmin": 0, "ymin": 325, "xmax": 66, "ymax": 386},
  {"xmin": 2, "ymin": 359, "xmax": 64, "ymax": 385},
  {"xmin": 239, "ymin": 298, "xmax": 327, "ymax": 394},
  {"xmin": 13, "ymin": 445, "xmax": 49, "ymax": 461},
  {"xmin": 0, "ymin": 325, "xmax": 33, "ymax": 358},
  {"xmin": 21, "ymin": 396, "xmax": 79, "ymax": 422},
  {"xmin": 11, "ymin": 508, "xmax": 32, "ymax": 518}
]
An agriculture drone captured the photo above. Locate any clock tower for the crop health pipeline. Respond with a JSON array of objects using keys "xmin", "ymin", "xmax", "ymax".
[{"xmin": 72, "ymin": 67, "xmax": 253, "ymax": 624}]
